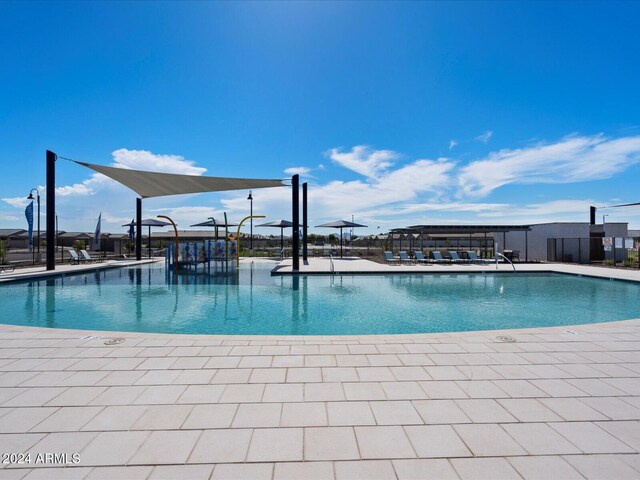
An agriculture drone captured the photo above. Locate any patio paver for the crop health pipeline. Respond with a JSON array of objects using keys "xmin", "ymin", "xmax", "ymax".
[{"xmin": 0, "ymin": 302, "xmax": 639, "ymax": 477}]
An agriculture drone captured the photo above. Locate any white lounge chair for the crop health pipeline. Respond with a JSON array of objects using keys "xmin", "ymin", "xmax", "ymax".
[
  {"xmin": 81, "ymin": 249, "xmax": 104, "ymax": 263},
  {"xmin": 67, "ymin": 249, "xmax": 82, "ymax": 264}
]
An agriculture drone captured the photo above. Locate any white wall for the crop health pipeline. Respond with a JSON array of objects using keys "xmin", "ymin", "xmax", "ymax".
[{"xmin": 502, "ymin": 223, "xmax": 628, "ymax": 262}]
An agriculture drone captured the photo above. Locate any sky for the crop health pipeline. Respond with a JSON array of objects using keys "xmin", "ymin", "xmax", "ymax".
[{"xmin": 1, "ymin": 1, "xmax": 640, "ymax": 235}]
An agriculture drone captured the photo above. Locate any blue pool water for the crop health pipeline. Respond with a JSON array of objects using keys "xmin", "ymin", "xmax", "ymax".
[{"xmin": 1, "ymin": 263, "xmax": 639, "ymax": 335}]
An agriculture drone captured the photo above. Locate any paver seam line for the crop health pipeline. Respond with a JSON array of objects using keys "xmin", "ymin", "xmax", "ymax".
[
  {"xmin": 245, "ymin": 428, "xmax": 255, "ymax": 463},
  {"xmin": 184, "ymin": 429, "xmax": 206, "ymax": 472},
  {"xmin": 505, "ymin": 456, "xmax": 585, "ymax": 480},
  {"xmin": 550, "ymin": 421, "xmax": 640, "ymax": 454},
  {"xmin": 350, "ymin": 425, "xmax": 364, "ymax": 461}
]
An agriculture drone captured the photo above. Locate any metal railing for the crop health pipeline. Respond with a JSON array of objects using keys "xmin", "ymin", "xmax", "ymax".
[
  {"xmin": 329, "ymin": 254, "xmax": 335, "ymax": 275},
  {"xmin": 496, "ymin": 253, "xmax": 516, "ymax": 273}
]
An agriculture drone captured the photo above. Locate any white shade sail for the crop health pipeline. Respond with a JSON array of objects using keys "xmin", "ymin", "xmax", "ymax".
[{"xmin": 74, "ymin": 161, "xmax": 287, "ymax": 198}]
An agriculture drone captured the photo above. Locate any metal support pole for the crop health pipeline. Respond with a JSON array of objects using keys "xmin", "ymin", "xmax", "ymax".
[
  {"xmin": 36, "ymin": 192, "xmax": 40, "ymax": 255},
  {"xmin": 248, "ymin": 191, "xmax": 253, "ymax": 254},
  {"xmin": 484, "ymin": 233, "xmax": 487, "ymax": 258},
  {"xmin": 136, "ymin": 198, "xmax": 142, "ymax": 261},
  {"xmin": 46, "ymin": 150, "xmax": 56, "ymax": 270},
  {"xmin": 292, "ymin": 174, "xmax": 300, "ymax": 271},
  {"xmin": 578, "ymin": 237, "xmax": 582, "ymax": 264},
  {"xmin": 302, "ymin": 182, "xmax": 308, "ymax": 262},
  {"xmin": 525, "ymin": 230, "xmax": 528, "ymax": 262}
]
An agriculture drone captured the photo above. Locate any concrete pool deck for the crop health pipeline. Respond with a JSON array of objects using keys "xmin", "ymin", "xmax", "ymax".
[
  {"xmin": 272, "ymin": 256, "xmax": 640, "ymax": 282},
  {"xmin": 0, "ymin": 260, "xmax": 639, "ymax": 479}
]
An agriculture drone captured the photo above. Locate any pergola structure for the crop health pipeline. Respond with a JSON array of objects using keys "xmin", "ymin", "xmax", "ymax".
[{"xmin": 390, "ymin": 224, "xmax": 532, "ymax": 261}]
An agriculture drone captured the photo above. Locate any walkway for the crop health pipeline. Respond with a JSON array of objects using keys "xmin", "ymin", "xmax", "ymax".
[
  {"xmin": 274, "ymin": 257, "xmax": 640, "ymax": 282},
  {"xmin": 1, "ymin": 318, "xmax": 639, "ymax": 479}
]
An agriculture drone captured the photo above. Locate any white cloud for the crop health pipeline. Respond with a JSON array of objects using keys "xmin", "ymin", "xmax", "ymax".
[
  {"xmin": 449, "ymin": 140, "xmax": 457, "ymax": 150},
  {"xmin": 111, "ymin": 149, "xmax": 207, "ymax": 175},
  {"xmin": 475, "ymin": 130, "xmax": 493, "ymax": 143},
  {"xmin": 458, "ymin": 134, "xmax": 640, "ymax": 198},
  {"xmin": 328, "ymin": 145, "xmax": 399, "ymax": 179},
  {"xmin": 284, "ymin": 167, "xmax": 312, "ymax": 177},
  {"xmin": 56, "ymin": 183, "xmax": 93, "ymax": 197},
  {"xmin": 477, "ymin": 199, "xmax": 592, "ymax": 219},
  {"xmin": 146, "ymin": 206, "xmax": 224, "ymax": 227},
  {"xmin": 220, "ymin": 156, "xmax": 455, "ymax": 225},
  {"xmin": 2, "ymin": 197, "xmax": 30, "ymax": 208}
]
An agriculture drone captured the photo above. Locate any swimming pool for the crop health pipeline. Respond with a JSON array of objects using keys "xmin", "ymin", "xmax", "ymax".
[{"xmin": 1, "ymin": 263, "xmax": 639, "ymax": 335}]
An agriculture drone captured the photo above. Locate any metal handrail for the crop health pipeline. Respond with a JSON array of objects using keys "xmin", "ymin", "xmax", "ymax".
[
  {"xmin": 496, "ymin": 253, "xmax": 516, "ymax": 272},
  {"xmin": 329, "ymin": 254, "xmax": 335, "ymax": 274}
]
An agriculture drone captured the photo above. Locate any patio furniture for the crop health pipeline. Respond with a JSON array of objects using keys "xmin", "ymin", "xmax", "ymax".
[
  {"xmin": 449, "ymin": 251, "xmax": 466, "ymax": 263},
  {"xmin": 0, "ymin": 265, "xmax": 15, "ymax": 274},
  {"xmin": 431, "ymin": 251, "xmax": 448, "ymax": 263},
  {"xmin": 81, "ymin": 250, "xmax": 104, "ymax": 263},
  {"xmin": 384, "ymin": 251, "xmax": 400, "ymax": 265},
  {"xmin": 414, "ymin": 251, "xmax": 430, "ymax": 265},
  {"xmin": 67, "ymin": 249, "xmax": 82, "ymax": 264},
  {"xmin": 399, "ymin": 251, "xmax": 414, "ymax": 265},
  {"xmin": 466, "ymin": 251, "xmax": 493, "ymax": 264}
]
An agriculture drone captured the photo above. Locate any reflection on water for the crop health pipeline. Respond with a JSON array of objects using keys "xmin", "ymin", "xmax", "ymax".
[{"xmin": 2, "ymin": 264, "xmax": 640, "ymax": 336}]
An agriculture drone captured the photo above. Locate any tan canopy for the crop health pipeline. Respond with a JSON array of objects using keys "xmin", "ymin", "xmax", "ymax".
[{"xmin": 74, "ymin": 161, "xmax": 286, "ymax": 198}]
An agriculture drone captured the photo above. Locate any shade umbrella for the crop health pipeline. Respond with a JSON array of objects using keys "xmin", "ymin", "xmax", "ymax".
[
  {"xmin": 122, "ymin": 218, "xmax": 171, "ymax": 258},
  {"xmin": 256, "ymin": 220, "xmax": 293, "ymax": 257},
  {"xmin": 190, "ymin": 218, "xmax": 239, "ymax": 240},
  {"xmin": 316, "ymin": 219, "xmax": 368, "ymax": 258}
]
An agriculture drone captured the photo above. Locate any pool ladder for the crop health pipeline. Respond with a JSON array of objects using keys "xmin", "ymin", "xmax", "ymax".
[
  {"xmin": 496, "ymin": 253, "xmax": 517, "ymax": 273},
  {"xmin": 329, "ymin": 254, "xmax": 336, "ymax": 275}
]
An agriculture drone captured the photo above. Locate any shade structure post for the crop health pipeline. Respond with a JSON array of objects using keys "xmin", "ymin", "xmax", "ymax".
[
  {"xmin": 280, "ymin": 228, "xmax": 284, "ymax": 256},
  {"xmin": 340, "ymin": 227, "xmax": 343, "ymax": 258},
  {"xmin": 292, "ymin": 174, "xmax": 299, "ymax": 271},
  {"xmin": 46, "ymin": 150, "xmax": 56, "ymax": 270},
  {"xmin": 302, "ymin": 182, "xmax": 308, "ymax": 262},
  {"xmin": 148, "ymin": 225, "xmax": 152, "ymax": 258},
  {"xmin": 136, "ymin": 198, "xmax": 142, "ymax": 261}
]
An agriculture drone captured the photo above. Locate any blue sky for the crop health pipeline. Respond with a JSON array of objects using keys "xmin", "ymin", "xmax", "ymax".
[{"xmin": 1, "ymin": 1, "xmax": 640, "ymax": 234}]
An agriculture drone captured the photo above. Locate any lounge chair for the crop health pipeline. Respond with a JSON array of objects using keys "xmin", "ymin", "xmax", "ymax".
[
  {"xmin": 466, "ymin": 251, "xmax": 493, "ymax": 264},
  {"xmin": 398, "ymin": 251, "xmax": 414, "ymax": 265},
  {"xmin": 81, "ymin": 250, "xmax": 104, "ymax": 263},
  {"xmin": 449, "ymin": 251, "xmax": 466, "ymax": 263},
  {"xmin": 431, "ymin": 251, "xmax": 448, "ymax": 263},
  {"xmin": 67, "ymin": 249, "xmax": 82, "ymax": 264},
  {"xmin": 384, "ymin": 251, "xmax": 400, "ymax": 265},
  {"xmin": 0, "ymin": 265, "xmax": 15, "ymax": 274},
  {"xmin": 414, "ymin": 251, "xmax": 430, "ymax": 265}
]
